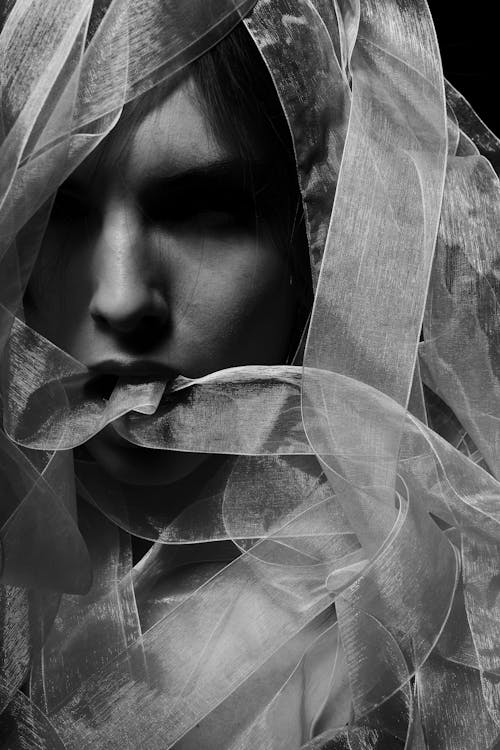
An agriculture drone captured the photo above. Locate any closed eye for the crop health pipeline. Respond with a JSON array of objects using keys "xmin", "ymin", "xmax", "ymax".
[
  {"xmin": 148, "ymin": 193, "xmax": 255, "ymax": 231},
  {"xmin": 139, "ymin": 159, "xmax": 271, "ymax": 231}
]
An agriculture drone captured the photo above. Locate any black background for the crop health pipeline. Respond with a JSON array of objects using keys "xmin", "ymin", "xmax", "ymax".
[{"xmin": 429, "ymin": 2, "xmax": 498, "ymax": 134}]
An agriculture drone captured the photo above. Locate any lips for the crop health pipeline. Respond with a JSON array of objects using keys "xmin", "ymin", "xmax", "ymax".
[
  {"xmin": 83, "ymin": 373, "xmax": 119, "ymax": 400},
  {"xmin": 86, "ymin": 359, "xmax": 179, "ymax": 379},
  {"xmin": 84, "ymin": 360, "xmax": 179, "ymax": 400}
]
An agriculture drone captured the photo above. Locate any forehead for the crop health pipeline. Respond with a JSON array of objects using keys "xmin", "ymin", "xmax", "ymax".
[{"xmin": 72, "ymin": 76, "xmax": 230, "ymax": 189}]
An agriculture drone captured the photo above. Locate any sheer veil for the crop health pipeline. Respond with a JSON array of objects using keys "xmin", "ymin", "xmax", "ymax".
[{"xmin": 1, "ymin": 1, "xmax": 500, "ymax": 748}]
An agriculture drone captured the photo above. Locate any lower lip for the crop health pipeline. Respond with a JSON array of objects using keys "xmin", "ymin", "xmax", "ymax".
[
  {"xmin": 86, "ymin": 373, "xmax": 178, "ymax": 401},
  {"xmin": 84, "ymin": 374, "xmax": 119, "ymax": 400}
]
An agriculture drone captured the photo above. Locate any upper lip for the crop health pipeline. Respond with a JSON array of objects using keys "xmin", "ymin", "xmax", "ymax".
[{"xmin": 86, "ymin": 360, "xmax": 179, "ymax": 380}]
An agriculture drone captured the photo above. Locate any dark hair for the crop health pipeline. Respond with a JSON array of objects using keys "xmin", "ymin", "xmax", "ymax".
[{"xmin": 191, "ymin": 24, "xmax": 293, "ymax": 171}]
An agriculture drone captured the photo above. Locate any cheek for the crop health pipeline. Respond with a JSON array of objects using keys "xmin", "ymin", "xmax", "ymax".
[
  {"xmin": 24, "ymin": 230, "xmax": 92, "ymax": 347},
  {"xmin": 26, "ymin": 225, "xmax": 297, "ymax": 372},
  {"xmin": 171, "ymin": 234, "xmax": 295, "ymax": 370}
]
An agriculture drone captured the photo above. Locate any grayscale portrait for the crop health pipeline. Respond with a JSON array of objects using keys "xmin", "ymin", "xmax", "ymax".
[{"xmin": 0, "ymin": 1, "xmax": 499, "ymax": 748}]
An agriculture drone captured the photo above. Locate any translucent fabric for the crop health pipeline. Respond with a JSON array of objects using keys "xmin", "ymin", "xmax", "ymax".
[{"xmin": 1, "ymin": 1, "xmax": 500, "ymax": 749}]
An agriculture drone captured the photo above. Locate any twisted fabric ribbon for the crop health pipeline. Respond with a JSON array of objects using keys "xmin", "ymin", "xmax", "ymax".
[{"xmin": 1, "ymin": 0, "xmax": 500, "ymax": 748}]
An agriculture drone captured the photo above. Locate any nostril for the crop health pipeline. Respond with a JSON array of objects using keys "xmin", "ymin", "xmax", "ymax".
[
  {"xmin": 90, "ymin": 289, "xmax": 169, "ymax": 336},
  {"xmin": 91, "ymin": 309, "xmax": 170, "ymax": 354}
]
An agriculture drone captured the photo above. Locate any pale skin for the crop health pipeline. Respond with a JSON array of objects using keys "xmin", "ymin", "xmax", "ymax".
[{"xmin": 25, "ymin": 75, "xmax": 296, "ymax": 486}]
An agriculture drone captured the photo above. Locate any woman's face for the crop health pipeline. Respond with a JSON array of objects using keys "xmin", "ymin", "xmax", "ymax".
[{"xmin": 25, "ymin": 76, "xmax": 297, "ymax": 485}]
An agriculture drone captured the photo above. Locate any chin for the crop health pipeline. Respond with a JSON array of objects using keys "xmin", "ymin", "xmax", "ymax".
[{"xmin": 84, "ymin": 425, "xmax": 210, "ymax": 486}]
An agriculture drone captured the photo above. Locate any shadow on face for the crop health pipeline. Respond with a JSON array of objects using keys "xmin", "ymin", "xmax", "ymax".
[{"xmin": 25, "ymin": 34, "xmax": 308, "ymax": 487}]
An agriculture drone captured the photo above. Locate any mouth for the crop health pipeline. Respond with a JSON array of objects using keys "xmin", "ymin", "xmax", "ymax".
[
  {"xmin": 84, "ymin": 360, "xmax": 179, "ymax": 400},
  {"xmin": 87, "ymin": 359, "xmax": 178, "ymax": 378},
  {"xmin": 83, "ymin": 373, "xmax": 120, "ymax": 400}
]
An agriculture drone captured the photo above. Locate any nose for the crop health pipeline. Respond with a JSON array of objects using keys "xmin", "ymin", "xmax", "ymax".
[{"xmin": 89, "ymin": 201, "xmax": 169, "ymax": 338}]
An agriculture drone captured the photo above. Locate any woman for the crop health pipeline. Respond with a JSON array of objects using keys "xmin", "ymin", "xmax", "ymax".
[{"xmin": 1, "ymin": 0, "xmax": 499, "ymax": 748}]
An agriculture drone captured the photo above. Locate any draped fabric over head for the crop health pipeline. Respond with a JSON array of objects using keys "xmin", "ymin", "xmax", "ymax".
[{"xmin": 1, "ymin": 1, "xmax": 500, "ymax": 748}]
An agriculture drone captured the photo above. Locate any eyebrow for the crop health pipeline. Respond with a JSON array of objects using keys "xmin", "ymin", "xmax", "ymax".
[{"xmin": 139, "ymin": 157, "xmax": 272, "ymax": 203}]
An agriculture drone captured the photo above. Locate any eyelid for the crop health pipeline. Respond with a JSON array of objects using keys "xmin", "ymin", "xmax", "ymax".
[
  {"xmin": 145, "ymin": 186, "xmax": 255, "ymax": 224},
  {"xmin": 162, "ymin": 205, "xmax": 252, "ymax": 230}
]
